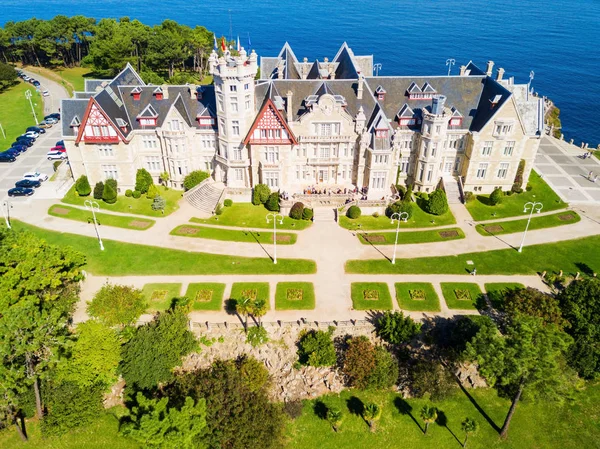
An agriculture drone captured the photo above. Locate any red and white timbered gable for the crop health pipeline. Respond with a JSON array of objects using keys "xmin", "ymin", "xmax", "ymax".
[
  {"xmin": 243, "ymin": 99, "xmax": 297, "ymax": 145},
  {"xmin": 76, "ymin": 100, "xmax": 123, "ymax": 144}
]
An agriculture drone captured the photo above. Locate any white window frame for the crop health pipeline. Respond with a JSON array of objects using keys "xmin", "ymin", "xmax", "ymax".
[
  {"xmin": 503, "ymin": 141, "xmax": 515, "ymax": 156},
  {"xmin": 102, "ymin": 164, "xmax": 118, "ymax": 180},
  {"xmin": 482, "ymin": 141, "xmax": 493, "ymax": 156},
  {"xmin": 497, "ymin": 162, "xmax": 509, "ymax": 179},
  {"xmin": 476, "ymin": 163, "xmax": 488, "ymax": 179}
]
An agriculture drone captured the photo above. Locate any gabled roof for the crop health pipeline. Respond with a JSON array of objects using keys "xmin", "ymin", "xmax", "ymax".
[
  {"xmin": 397, "ymin": 103, "xmax": 414, "ymax": 118},
  {"xmin": 277, "ymin": 42, "xmax": 301, "ymax": 80},
  {"xmin": 108, "ymin": 62, "xmax": 145, "ymax": 90},
  {"xmin": 171, "ymin": 93, "xmax": 194, "ymax": 127},
  {"xmin": 131, "ymin": 86, "xmax": 142, "ymax": 94},
  {"xmin": 470, "ymin": 77, "xmax": 512, "ymax": 131},
  {"xmin": 243, "ymin": 97, "xmax": 297, "ymax": 145},
  {"xmin": 422, "ymin": 82, "xmax": 436, "ymax": 93},
  {"xmin": 306, "ymin": 61, "xmax": 322, "ymax": 79},
  {"xmin": 407, "ymin": 82, "xmax": 422, "ymax": 93},
  {"xmin": 115, "ymin": 118, "xmax": 128, "ymax": 127},
  {"xmin": 375, "ymin": 85, "xmax": 387, "ymax": 94},
  {"xmin": 451, "ymin": 107, "xmax": 463, "ymax": 117},
  {"xmin": 70, "ymin": 115, "xmax": 81, "ymax": 126},
  {"xmin": 153, "ymin": 86, "xmax": 163, "ymax": 94},
  {"xmin": 465, "ymin": 61, "xmax": 486, "ymax": 76},
  {"xmin": 137, "ymin": 104, "xmax": 158, "ymax": 118},
  {"xmin": 332, "ymin": 42, "xmax": 361, "ymax": 79}
]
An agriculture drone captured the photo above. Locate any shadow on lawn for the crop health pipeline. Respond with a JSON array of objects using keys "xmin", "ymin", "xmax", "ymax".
[
  {"xmin": 456, "ymin": 378, "xmax": 500, "ymax": 433},
  {"xmin": 394, "ymin": 397, "xmax": 423, "ymax": 433},
  {"xmin": 357, "ymin": 231, "xmax": 391, "ymax": 262},
  {"xmin": 248, "ymin": 230, "xmax": 274, "ymax": 262},
  {"xmin": 436, "ymin": 410, "xmax": 463, "ymax": 446}
]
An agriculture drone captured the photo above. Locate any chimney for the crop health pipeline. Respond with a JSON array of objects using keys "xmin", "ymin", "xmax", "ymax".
[
  {"xmin": 459, "ymin": 65, "xmax": 467, "ymax": 76},
  {"xmin": 496, "ymin": 67, "xmax": 505, "ymax": 82},
  {"xmin": 486, "ymin": 60, "xmax": 494, "ymax": 77},
  {"xmin": 431, "ymin": 95, "xmax": 447, "ymax": 115},
  {"xmin": 188, "ymin": 84, "xmax": 197, "ymax": 100},
  {"xmin": 286, "ymin": 90, "xmax": 293, "ymax": 123},
  {"xmin": 357, "ymin": 76, "xmax": 364, "ymax": 100},
  {"xmin": 161, "ymin": 85, "xmax": 169, "ymax": 100},
  {"xmin": 301, "ymin": 57, "xmax": 309, "ymax": 80}
]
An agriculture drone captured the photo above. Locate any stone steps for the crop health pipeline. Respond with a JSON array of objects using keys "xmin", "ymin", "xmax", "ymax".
[
  {"xmin": 444, "ymin": 177, "xmax": 462, "ymax": 204},
  {"xmin": 184, "ymin": 180, "xmax": 224, "ymax": 214},
  {"xmin": 312, "ymin": 207, "xmax": 336, "ymax": 222}
]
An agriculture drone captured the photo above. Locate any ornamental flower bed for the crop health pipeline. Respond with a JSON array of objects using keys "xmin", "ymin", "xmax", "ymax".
[
  {"xmin": 195, "ymin": 289, "xmax": 213, "ymax": 302},
  {"xmin": 454, "ymin": 289, "xmax": 472, "ymax": 301},
  {"xmin": 286, "ymin": 289, "xmax": 303, "ymax": 301},
  {"xmin": 242, "ymin": 289, "xmax": 258, "ymax": 300},
  {"xmin": 409, "ymin": 289, "xmax": 426, "ymax": 301},
  {"xmin": 364, "ymin": 290, "xmax": 380, "ymax": 301}
]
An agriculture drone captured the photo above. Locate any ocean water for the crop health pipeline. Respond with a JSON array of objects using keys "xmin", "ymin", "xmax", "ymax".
[{"xmin": 2, "ymin": 0, "xmax": 599, "ymax": 145}]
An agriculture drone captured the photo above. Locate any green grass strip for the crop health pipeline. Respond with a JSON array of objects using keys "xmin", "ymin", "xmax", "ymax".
[
  {"xmin": 185, "ymin": 283, "xmax": 226, "ymax": 311},
  {"xmin": 48, "ymin": 204, "xmax": 155, "ymax": 230},
  {"xmin": 346, "ymin": 235, "xmax": 600, "ymax": 276},
  {"xmin": 170, "ymin": 224, "xmax": 296, "ymax": 244},
  {"xmin": 275, "ymin": 282, "xmax": 316, "ymax": 310},
  {"xmin": 141, "ymin": 283, "xmax": 182, "ymax": 312},
  {"xmin": 229, "ymin": 282, "xmax": 270, "ymax": 310},
  {"xmin": 350, "ymin": 282, "xmax": 393, "ymax": 310},
  {"xmin": 191, "ymin": 203, "xmax": 311, "ymax": 230},
  {"xmin": 339, "ymin": 204, "xmax": 456, "ymax": 231},
  {"xmin": 358, "ymin": 227, "xmax": 465, "ymax": 245},
  {"xmin": 11, "ymin": 220, "xmax": 316, "ymax": 276},
  {"xmin": 395, "ymin": 282, "xmax": 441, "ymax": 312},
  {"xmin": 475, "ymin": 211, "xmax": 580, "ymax": 236},
  {"xmin": 440, "ymin": 282, "xmax": 483, "ymax": 310}
]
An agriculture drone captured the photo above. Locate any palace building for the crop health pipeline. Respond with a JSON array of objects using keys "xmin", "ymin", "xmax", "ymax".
[{"xmin": 61, "ymin": 43, "xmax": 545, "ymax": 200}]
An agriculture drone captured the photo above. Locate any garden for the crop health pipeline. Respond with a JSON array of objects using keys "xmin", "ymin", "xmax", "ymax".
[
  {"xmin": 350, "ymin": 282, "xmax": 393, "ymax": 310},
  {"xmin": 171, "ymin": 224, "xmax": 297, "ymax": 244},
  {"xmin": 184, "ymin": 283, "xmax": 226, "ymax": 311},
  {"xmin": 192, "ymin": 203, "xmax": 311, "ymax": 230},
  {"xmin": 475, "ymin": 211, "xmax": 580, "ymax": 236},
  {"xmin": 48, "ymin": 204, "xmax": 155, "ymax": 230},
  {"xmin": 395, "ymin": 282, "xmax": 441, "ymax": 312},
  {"xmin": 358, "ymin": 227, "xmax": 464, "ymax": 245},
  {"xmin": 275, "ymin": 282, "xmax": 316, "ymax": 310},
  {"xmin": 440, "ymin": 282, "xmax": 483, "ymax": 310},
  {"xmin": 141, "ymin": 283, "xmax": 182, "ymax": 312}
]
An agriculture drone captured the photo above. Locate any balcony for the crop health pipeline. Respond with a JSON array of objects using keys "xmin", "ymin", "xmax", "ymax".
[
  {"xmin": 298, "ymin": 135, "xmax": 354, "ymax": 143},
  {"xmin": 307, "ymin": 157, "xmax": 340, "ymax": 166},
  {"xmin": 259, "ymin": 160, "xmax": 281, "ymax": 170},
  {"xmin": 84, "ymin": 135, "xmax": 119, "ymax": 143}
]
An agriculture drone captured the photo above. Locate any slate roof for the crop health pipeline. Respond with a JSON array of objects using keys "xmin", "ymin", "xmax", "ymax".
[
  {"xmin": 84, "ymin": 79, "xmax": 106, "ymax": 92},
  {"xmin": 61, "ymin": 98, "xmax": 88, "ymax": 137}
]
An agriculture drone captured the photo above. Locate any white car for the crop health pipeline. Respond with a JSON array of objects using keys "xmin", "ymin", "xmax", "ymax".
[
  {"xmin": 44, "ymin": 117, "xmax": 58, "ymax": 124},
  {"xmin": 23, "ymin": 172, "xmax": 48, "ymax": 182},
  {"xmin": 47, "ymin": 151, "xmax": 66, "ymax": 160},
  {"xmin": 42, "ymin": 90, "xmax": 49, "ymax": 97},
  {"xmin": 24, "ymin": 131, "xmax": 39, "ymax": 139}
]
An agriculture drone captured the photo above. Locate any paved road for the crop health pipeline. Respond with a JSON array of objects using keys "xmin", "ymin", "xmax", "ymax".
[{"xmin": 21, "ymin": 68, "xmax": 69, "ymax": 114}]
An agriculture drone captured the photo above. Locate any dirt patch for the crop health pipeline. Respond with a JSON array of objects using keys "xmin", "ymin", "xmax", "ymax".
[
  {"xmin": 439, "ymin": 230, "xmax": 459, "ymax": 238},
  {"xmin": 483, "ymin": 225, "xmax": 504, "ymax": 233},
  {"xmin": 558, "ymin": 214, "xmax": 574, "ymax": 221},
  {"xmin": 286, "ymin": 289, "xmax": 303, "ymax": 301},
  {"xmin": 195, "ymin": 290, "xmax": 213, "ymax": 302},
  {"xmin": 363, "ymin": 234, "xmax": 386, "ymax": 243},
  {"xmin": 177, "ymin": 226, "xmax": 199, "ymax": 235},
  {"xmin": 274, "ymin": 234, "xmax": 292, "ymax": 243},
  {"xmin": 51, "ymin": 207, "xmax": 70, "ymax": 216},
  {"xmin": 129, "ymin": 220, "xmax": 152, "ymax": 229}
]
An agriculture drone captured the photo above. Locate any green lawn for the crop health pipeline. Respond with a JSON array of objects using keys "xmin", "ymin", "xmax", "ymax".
[
  {"xmin": 440, "ymin": 282, "xmax": 483, "ymax": 310},
  {"xmin": 465, "ymin": 171, "xmax": 567, "ymax": 221},
  {"xmin": 185, "ymin": 283, "xmax": 226, "ymax": 311},
  {"xmin": 0, "ymin": 81, "xmax": 43, "ymax": 144},
  {"xmin": 485, "ymin": 283, "xmax": 526, "ymax": 309},
  {"xmin": 350, "ymin": 282, "xmax": 393, "ymax": 310},
  {"xmin": 287, "ymin": 383, "xmax": 600, "ymax": 449},
  {"xmin": 395, "ymin": 282, "xmax": 441, "ymax": 312},
  {"xmin": 191, "ymin": 203, "xmax": 311, "ymax": 230},
  {"xmin": 475, "ymin": 211, "xmax": 580, "ymax": 236},
  {"xmin": 358, "ymin": 227, "xmax": 465, "ymax": 245},
  {"xmin": 340, "ymin": 204, "xmax": 456, "ymax": 231},
  {"xmin": 48, "ymin": 204, "xmax": 155, "ymax": 230},
  {"xmin": 171, "ymin": 224, "xmax": 296, "ymax": 244},
  {"xmin": 11, "ymin": 221, "xmax": 317, "ymax": 276},
  {"xmin": 141, "ymin": 283, "xmax": 182, "ymax": 312},
  {"xmin": 275, "ymin": 282, "xmax": 316, "ymax": 310},
  {"xmin": 62, "ymin": 185, "xmax": 182, "ymax": 217},
  {"xmin": 346, "ymin": 235, "xmax": 600, "ymax": 276},
  {"xmin": 229, "ymin": 282, "xmax": 270, "ymax": 310}
]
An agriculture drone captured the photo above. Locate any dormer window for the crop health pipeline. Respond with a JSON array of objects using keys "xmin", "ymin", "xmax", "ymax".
[
  {"xmin": 153, "ymin": 86, "xmax": 163, "ymax": 100},
  {"xmin": 375, "ymin": 85, "xmax": 386, "ymax": 101},
  {"xmin": 196, "ymin": 86, "xmax": 204, "ymax": 100},
  {"xmin": 137, "ymin": 104, "xmax": 158, "ymax": 127},
  {"xmin": 198, "ymin": 117, "xmax": 216, "ymax": 126},
  {"xmin": 375, "ymin": 129, "xmax": 388, "ymax": 138},
  {"xmin": 116, "ymin": 118, "xmax": 128, "ymax": 133},
  {"xmin": 407, "ymin": 82, "xmax": 438, "ymax": 100},
  {"xmin": 131, "ymin": 86, "xmax": 142, "ymax": 101},
  {"xmin": 449, "ymin": 107, "xmax": 463, "ymax": 127},
  {"xmin": 490, "ymin": 94, "xmax": 502, "ymax": 109}
]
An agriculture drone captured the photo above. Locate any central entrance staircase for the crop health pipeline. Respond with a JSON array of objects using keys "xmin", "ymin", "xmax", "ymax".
[
  {"xmin": 184, "ymin": 179, "xmax": 225, "ymax": 214},
  {"xmin": 443, "ymin": 176, "xmax": 463, "ymax": 204}
]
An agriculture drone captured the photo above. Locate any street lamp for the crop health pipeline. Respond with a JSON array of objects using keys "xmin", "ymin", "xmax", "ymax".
[
  {"xmin": 2, "ymin": 200, "xmax": 13, "ymax": 229},
  {"xmin": 25, "ymin": 90, "xmax": 38, "ymax": 124},
  {"xmin": 518, "ymin": 201, "xmax": 543, "ymax": 253},
  {"xmin": 266, "ymin": 212, "xmax": 284, "ymax": 264},
  {"xmin": 84, "ymin": 200, "xmax": 104, "ymax": 251},
  {"xmin": 446, "ymin": 58, "xmax": 456, "ymax": 76},
  {"xmin": 390, "ymin": 211, "xmax": 409, "ymax": 264},
  {"xmin": 374, "ymin": 63, "xmax": 382, "ymax": 76}
]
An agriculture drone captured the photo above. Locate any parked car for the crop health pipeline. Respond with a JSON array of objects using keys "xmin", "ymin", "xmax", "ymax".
[
  {"xmin": 44, "ymin": 117, "xmax": 58, "ymax": 124},
  {"xmin": 26, "ymin": 126, "xmax": 45, "ymax": 134},
  {"xmin": 38, "ymin": 121, "xmax": 53, "ymax": 128},
  {"xmin": 22, "ymin": 76, "xmax": 30, "ymax": 81},
  {"xmin": 16, "ymin": 136, "xmax": 35, "ymax": 144},
  {"xmin": 24, "ymin": 131, "xmax": 39, "ymax": 139},
  {"xmin": 15, "ymin": 179, "xmax": 41, "ymax": 189},
  {"xmin": 8, "ymin": 187, "xmax": 34, "ymax": 197},
  {"xmin": 4, "ymin": 148, "xmax": 22, "ymax": 157},
  {"xmin": 33, "ymin": 81, "xmax": 41, "ymax": 87},
  {"xmin": 47, "ymin": 151, "xmax": 66, "ymax": 160},
  {"xmin": 11, "ymin": 142, "xmax": 27, "ymax": 151},
  {"xmin": 23, "ymin": 172, "xmax": 48, "ymax": 182},
  {"xmin": 46, "ymin": 113, "xmax": 61, "ymax": 121},
  {"xmin": 12, "ymin": 140, "xmax": 32, "ymax": 148},
  {"xmin": 0, "ymin": 153, "xmax": 16, "ymax": 163},
  {"xmin": 50, "ymin": 146, "xmax": 66, "ymax": 153},
  {"xmin": 42, "ymin": 90, "xmax": 49, "ymax": 97}
]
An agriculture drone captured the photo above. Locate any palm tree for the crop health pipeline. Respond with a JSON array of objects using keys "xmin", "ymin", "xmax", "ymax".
[
  {"xmin": 251, "ymin": 297, "xmax": 268, "ymax": 326},
  {"xmin": 461, "ymin": 417, "xmax": 479, "ymax": 448},
  {"xmin": 326, "ymin": 407, "xmax": 343, "ymax": 432},
  {"xmin": 420, "ymin": 404, "xmax": 437, "ymax": 435},
  {"xmin": 235, "ymin": 297, "xmax": 252, "ymax": 332},
  {"xmin": 362, "ymin": 402, "xmax": 381, "ymax": 432}
]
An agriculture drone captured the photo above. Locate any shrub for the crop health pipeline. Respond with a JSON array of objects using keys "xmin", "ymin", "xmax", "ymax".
[
  {"xmin": 246, "ymin": 326, "xmax": 269, "ymax": 347},
  {"xmin": 410, "ymin": 360, "xmax": 456, "ymax": 401},
  {"xmin": 297, "ymin": 327, "xmax": 336, "ymax": 367},
  {"xmin": 420, "ymin": 192, "xmax": 429, "ymax": 201},
  {"xmin": 151, "ymin": 196, "xmax": 166, "ymax": 211},
  {"xmin": 132, "ymin": 190, "xmax": 141, "ymax": 199},
  {"xmin": 513, "ymin": 159, "xmax": 526, "ymax": 189},
  {"xmin": 347, "ymin": 205, "xmax": 361, "ymax": 219},
  {"xmin": 290, "ymin": 202, "xmax": 304, "ymax": 220},
  {"xmin": 283, "ymin": 400, "xmax": 303, "ymax": 420},
  {"xmin": 125, "ymin": 189, "xmax": 133, "ymax": 197},
  {"xmin": 253, "ymin": 184, "xmax": 271, "ymax": 205},
  {"xmin": 395, "ymin": 184, "xmax": 407, "ymax": 200},
  {"xmin": 404, "ymin": 184, "xmax": 414, "ymax": 202},
  {"xmin": 86, "ymin": 282, "xmax": 147, "ymax": 327},
  {"xmin": 342, "ymin": 336, "xmax": 376, "ymax": 389},
  {"xmin": 183, "ymin": 170, "xmax": 210, "ymax": 191},
  {"xmin": 489, "ymin": 187, "xmax": 503, "ymax": 206},
  {"xmin": 224, "ymin": 199, "xmax": 233, "ymax": 207},
  {"xmin": 367, "ymin": 346, "xmax": 399, "ymax": 389},
  {"xmin": 135, "ymin": 168, "xmax": 154, "ymax": 194},
  {"xmin": 105, "ymin": 178, "xmax": 117, "ymax": 191},
  {"xmin": 423, "ymin": 189, "xmax": 448, "ymax": 215},
  {"xmin": 215, "ymin": 203, "xmax": 224, "ymax": 215},
  {"xmin": 464, "ymin": 191, "xmax": 475, "ymax": 202},
  {"xmin": 375, "ymin": 311, "xmax": 421, "ymax": 345},
  {"xmin": 302, "ymin": 208, "xmax": 314, "ymax": 221},
  {"xmin": 503, "ymin": 287, "xmax": 565, "ymax": 327},
  {"xmin": 102, "ymin": 181, "xmax": 117, "ymax": 204},
  {"xmin": 526, "ymin": 183, "xmax": 533, "ymax": 191},
  {"xmin": 265, "ymin": 192, "xmax": 280, "ymax": 212},
  {"xmin": 75, "ymin": 175, "xmax": 91, "ymax": 197},
  {"xmin": 93, "ymin": 181, "xmax": 104, "ymax": 200},
  {"xmin": 146, "ymin": 183, "xmax": 159, "ymax": 199},
  {"xmin": 386, "ymin": 201, "xmax": 413, "ymax": 219}
]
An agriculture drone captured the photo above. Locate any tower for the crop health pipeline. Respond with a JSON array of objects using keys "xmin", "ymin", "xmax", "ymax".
[{"xmin": 415, "ymin": 95, "xmax": 449, "ymax": 191}]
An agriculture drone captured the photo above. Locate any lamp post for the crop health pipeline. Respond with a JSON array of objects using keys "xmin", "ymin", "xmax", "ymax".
[
  {"xmin": 266, "ymin": 212, "xmax": 284, "ymax": 264},
  {"xmin": 85, "ymin": 200, "xmax": 104, "ymax": 251},
  {"xmin": 0, "ymin": 121, "xmax": 6, "ymax": 139},
  {"xmin": 390, "ymin": 211, "xmax": 409, "ymax": 264},
  {"xmin": 25, "ymin": 90, "xmax": 38, "ymax": 124},
  {"xmin": 2, "ymin": 200, "xmax": 13, "ymax": 229},
  {"xmin": 374, "ymin": 63, "xmax": 382, "ymax": 76},
  {"xmin": 518, "ymin": 201, "xmax": 543, "ymax": 253},
  {"xmin": 446, "ymin": 58, "xmax": 456, "ymax": 76}
]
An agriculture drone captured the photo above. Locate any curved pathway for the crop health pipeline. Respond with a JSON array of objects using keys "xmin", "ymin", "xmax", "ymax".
[{"xmin": 21, "ymin": 68, "xmax": 70, "ymax": 113}]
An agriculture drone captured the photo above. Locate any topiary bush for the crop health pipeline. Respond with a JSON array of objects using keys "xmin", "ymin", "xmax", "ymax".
[
  {"xmin": 375, "ymin": 311, "xmax": 421, "ymax": 345},
  {"xmin": 183, "ymin": 170, "xmax": 209, "ymax": 191},
  {"xmin": 105, "ymin": 178, "xmax": 117, "ymax": 192},
  {"xmin": 265, "ymin": 192, "xmax": 280, "ymax": 212},
  {"xmin": 464, "ymin": 191, "xmax": 475, "ymax": 202},
  {"xmin": 135, "ymin": 168, "xmax": 153, "ymax": 194},
  {"xmin": 423, "ymin": 189, "xmax": 448, "ymax": 215},
  {"xmin": 75, "ymin": 175, "xmax": 91, "ymax": 196},
  {"xmin": 132, "ymin": 190, "xmax": 141, "ymax": 199},
  {"xmin": 297, "ymin": 327, "xmax": 336, "ymax": 367},
  {"xmin": 513, "ymin": 159, "xmax": 526, "ymax": 191},
  {"xmin": 489, "ymin": 187, "xmax": 503, "ymax": 206},
  {"xmin": 224, "ymin": 199, "xmax": 233, "ymax": 207},
  {"xmin": 146, "ymin": 183, "xmax": 159, "ymax": 199},
  {"xmin": 215, "ymin": 203, "xmax": 224, "ymax": 215},
  {"xmin": 395, "ymin": 184, "xmax": 406, "ymax": 200},
  {"xmin": 385, "ymin": 201, "xmax": 413, "ymax": 219},
  {"xmin": 253, "ymin": 184, "xmax": 271, "ymax": 205},
  {"xmin": 102, "ymin": 182, "xmax": 117, "ymax": 204},
  {"xmin": 347, "ymin": 205, "xmax": 361, "ymax": 219},
  {"xmin": 93, "ymin": 181, "xmax": 104, "ymax": 200},
  {"xmin": 290, "ymin": 202, "xmax": 304, "ymax": 220},
  {"xmin": 151, "ymin": 196, "xmax": 166, "ymax": 211},
  {"xmin": 302, "ymin": 208, "xmax": 313, "ymax": 221},
  {"xmin": 526, "ymin": 183, "xmax": 533, "ymax": 192},
  {"xmin": 125, "ymin": 189, "xmax": 133, "ymax": 197}
]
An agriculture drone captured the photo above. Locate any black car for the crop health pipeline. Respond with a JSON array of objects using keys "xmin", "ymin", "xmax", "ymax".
[
  {"xmin": 15, "ymin": 179, "xmax": 41, "ymax": 188},
  {"xmin": 8, "ymin": 187, "xmax": 34, "ymax": 197},
  {"xmin": 0, "ymin": 153, "xmax": 16, "ymax": 163},
  {"xmin": 26, "ymin": 126, "xmax": 45, "ymax": 134},
  {"xmin": 3, "ymin": 148, "xmax": 21, "ymax": 157},
  {"xmin": 46, "ymin": 113, "xmax": 61, "ymax": 120},
  {"xmin": 11, "ymin": 143, "xmax": 27, "ymax": 152},
  {"xmin": 32, "ymin": 81, "xmax": 40, "ymax": 87},
  {"xmin": 16, "ymin": 136, "xmax": 34, "ymax": 146},
  {"xmin": 55, "ymin": 140, "xmax": 64, "ymax": 147}
]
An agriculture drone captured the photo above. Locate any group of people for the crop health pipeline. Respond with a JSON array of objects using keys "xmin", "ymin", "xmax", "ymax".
[
  {"xmin": 581, "ymin": 150, "xmax": 595, "ymax": 159},
  {"xmin": 300, "ymin": 186, "xmax": 364, "ymax": 196},
  {"xmin": 588, "ymin": 171, "xmax": 598, "ymax": 183}
]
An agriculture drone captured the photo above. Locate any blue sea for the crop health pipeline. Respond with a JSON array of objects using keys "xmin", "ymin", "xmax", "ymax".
[{"xmin": 3, "ymin": 0, "xmax": 599, "ymax": 146}]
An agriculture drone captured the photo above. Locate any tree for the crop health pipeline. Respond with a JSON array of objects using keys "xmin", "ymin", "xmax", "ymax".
[
  {"xmin": 252, "ymin": 184, "xmax": 270, "ymax": 205},
  {"xmin": 250, "ymin": 297, "xmax": 268, "ymax": 326},
  {"xmin": 489, "ymin": 187, "xmax": 503, "ymax": 206},
  {"xmin": 461, "ymin": 417, "xmax": 479, "ymax": 448},
  {"xmin": 326, "ymin": 406, "xmax": 343, "ymax": 432},
  {"xmin": 135, "ymin": 168, "xmax": 154, "ymax": 194},
  {"xmin": 420, "ymin": 404, "xmax": 437, "ymax": 435},
  {"xmin": 75, "ymin": 175, "xmax": 91, "ymax": 196},
  {"xmin": 342, "ymin": 336, "xmax": 376, "ymax": 389},
  {"xmin": 363, "ymin": 403, "xmax": 381, "ymax": 432},
  {"xmin": 375, "ymin": 311, "xmax": 421, "ymax": 345},
  {"xmin": 346, "ymin": 205, "xmax": 361, "ymax": 219},
  {"xmin": 93, "ymin": 181, "xmax": 104, "ymax": 200},
  {"xmin": 183, "ymin": 170, "xmax": 209, "ymax": 191},
  {"xmin": 235, "ymin": 296, "xmax": 253, "ymax": 332},
  {"xmin": 0, "ymin": 230, "xmax": 85, "ymax": 427},
  {"xmin": 146, "ymin": 183, "xmax": 159, "ymax": 199},
  {"xmin": 0, "ymin": 61, "xmax": 18, "ymax": 90},
  {"xmin": 120, "ymin": 309, "xmax": 197, "ymax": 390},
  {"xmin": 159, "ymin": 171, "xmax": 170, "ymax": 186},
  {"xmin": 410, "ymin": 360, "xmax": 456, "ymax": 401},
  {"xmin": 152, "ymin": 196, "xmax": 166, "ymax": 212},
  {"xmin": 297, "ymin": 328, "xmax": 337, "ymax": 367},
  {"xmin": 265, "ymin": 192, "xmax": 280, "ymax": 212},
  {"xmin": 557, "ymin": 278, "xmax": 600, "ymax": 378},
  {"xmin": 385, "ymin": 200, "xmax": 413, "ymax": 219},
  {"xmin": 466, "ymin": 315, "xmax": 574, "ymax": 438},
  {"xmin": 121, "ymin": 392, "xmax": 207, "ymax": 449},
  {"xmin": 102, "ymin": 181, "xmax": 117, "ymax": 204},
  {"xmin": 503, "ymin": 287, "xmax": 565, "ymax": 327},
  {"xmin": 289, "ymin": 202, "xmax": 304, "ymax": 220},
  {"xmin": 423, "ymin": 189, "xmax": 448, "ymax": 215},
  {"xmin": 87, "ymin": 283, "xmax": 147, "ymax": 327},
  {"xmin": 366, "ymin": 346, "xmax": 399, "ymax": 390}
]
